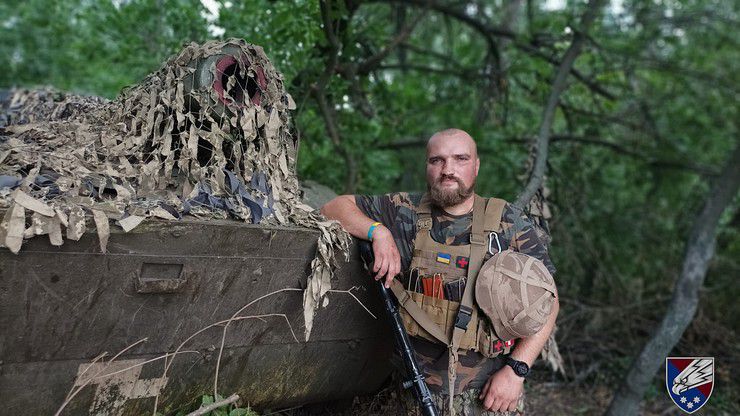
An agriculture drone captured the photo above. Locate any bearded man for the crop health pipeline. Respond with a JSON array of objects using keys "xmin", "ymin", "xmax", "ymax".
[{"xmin": 321, "ymin": 128, "xmax": 559, "ymax": 415}]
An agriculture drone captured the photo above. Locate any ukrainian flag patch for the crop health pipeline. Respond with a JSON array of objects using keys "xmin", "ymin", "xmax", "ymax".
[{"xmin": 436, "ymin": 252, "xmax": 452, "ymax": 264}]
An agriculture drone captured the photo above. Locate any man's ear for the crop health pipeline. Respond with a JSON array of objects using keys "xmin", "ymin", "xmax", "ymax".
[{"xmin": 476, "ymin": 157, "xmax": 480, "ymax": 175}]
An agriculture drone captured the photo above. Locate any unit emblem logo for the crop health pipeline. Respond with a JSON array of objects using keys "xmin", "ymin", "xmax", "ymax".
[{"xmin": 666, "ymin": 357, "xmax": 714, "ymax": 414}]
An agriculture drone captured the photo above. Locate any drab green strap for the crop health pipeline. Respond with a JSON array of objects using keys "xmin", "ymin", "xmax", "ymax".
[{"xmin": 416, "ymin": 193, "xmax": 433, "ymax": 231}]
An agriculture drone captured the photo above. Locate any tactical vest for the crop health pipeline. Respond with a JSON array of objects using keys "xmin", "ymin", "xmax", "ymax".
[
  {"xmin": 392, "ymin": 193, "xmax": 515, "ymax": 355},
  {"xmin": 388, "ymin": 193, "xmax": 515, "ymax": 407}
]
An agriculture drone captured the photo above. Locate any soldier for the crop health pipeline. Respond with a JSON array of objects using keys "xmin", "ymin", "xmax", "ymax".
[{"xmin": 321, "ymin": 128, "xmax": 559, "ymax": 415}]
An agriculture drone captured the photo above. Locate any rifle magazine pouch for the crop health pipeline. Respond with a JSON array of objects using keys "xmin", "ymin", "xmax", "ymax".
[
  {"xmin": 399, "ymin": 290, "xmax": 480, "ymax": 350},
  {"xmin": 401, "ymin": 291, "xmax": 426, "ymax": 338},
  {"xmin": 399, "ymin": 290, "xmax": 447, "ymax": 343},
  {"xmin": 426, "ymin": 296, "xmax": 448, "ymax": 331}
]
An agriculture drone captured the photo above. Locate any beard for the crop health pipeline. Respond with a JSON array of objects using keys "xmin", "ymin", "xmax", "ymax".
[{"xmin": 428, "ymin": 174, "xmax": 475, "ymax": 207}]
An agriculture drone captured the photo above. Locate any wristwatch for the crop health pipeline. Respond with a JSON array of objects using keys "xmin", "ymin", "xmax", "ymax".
[{"xmin": 504, "ymin": 356, "xmax": 530, "ymax": 378}]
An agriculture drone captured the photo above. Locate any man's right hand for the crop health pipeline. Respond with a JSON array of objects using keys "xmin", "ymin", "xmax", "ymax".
[
  {"xmin": 319, "ymin": 195, "xmax": 402, "ymax": 287},
  {"xmin": 371, "ymin": 226, "xmax": 401, "ymax": 288}
]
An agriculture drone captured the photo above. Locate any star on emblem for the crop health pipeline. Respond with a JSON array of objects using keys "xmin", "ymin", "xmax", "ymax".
[
  {"xmin": 693, "ymin": 397, "xmax": 700, "ymax": 403},
  {"xmin": 687, "ymin": 402, "xmax": 693, "ymax": 409},
  {"xmin": 680, "ymin": 397, "xmax": 687, "ymax": 403}
]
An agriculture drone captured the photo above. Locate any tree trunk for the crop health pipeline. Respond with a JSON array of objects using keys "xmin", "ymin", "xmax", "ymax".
[{"xmin": 605, "ymin": 142, "xmax": 740, "ymax": 415}]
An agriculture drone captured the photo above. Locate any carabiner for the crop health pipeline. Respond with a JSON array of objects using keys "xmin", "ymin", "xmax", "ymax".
[{"xmin": 488, "ymin": 231, "xmax": 502, "ymax": 255}]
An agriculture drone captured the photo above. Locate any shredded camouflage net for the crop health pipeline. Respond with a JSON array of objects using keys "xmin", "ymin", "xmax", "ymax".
[
  {"xmin": 520, "ymin": 147, "xmax": 564, "ymax": 375},
  {"xmin": 0, "ymin": 87, "xmax": 108, "ymax": 128},
  {"xmin": 0, "ymin": 39, "xmax": 349, "ymax": 340}
]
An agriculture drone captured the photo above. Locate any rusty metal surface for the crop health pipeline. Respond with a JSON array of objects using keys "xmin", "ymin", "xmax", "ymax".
[{"xmin": 0, "ymin": 219, "xmax": 393, "ymax": 415}]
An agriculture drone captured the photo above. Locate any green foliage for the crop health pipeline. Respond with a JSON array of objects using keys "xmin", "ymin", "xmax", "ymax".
[
  {"xmin": 173, "ymin": 394, "xmax": 258, "ymax": 416},
  {"xmin": 0, "ymin": 0, "xmax": 210, "ymax": 97}
]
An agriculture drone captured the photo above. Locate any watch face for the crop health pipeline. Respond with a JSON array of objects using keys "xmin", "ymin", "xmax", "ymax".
[{"xmin": 515, "ymin": 362, "xmax": 529, "ymax": 376}]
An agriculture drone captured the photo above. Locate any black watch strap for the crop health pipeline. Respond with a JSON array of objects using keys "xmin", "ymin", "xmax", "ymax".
[{"xmin": 505, "ymin": 356, "xmax": 530, "ymax": 378}]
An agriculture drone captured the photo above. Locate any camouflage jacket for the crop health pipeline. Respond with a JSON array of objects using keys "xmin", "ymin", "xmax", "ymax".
[{"xmin": 356, "ymin": 191, "xmax": 556, "ymax": 394}]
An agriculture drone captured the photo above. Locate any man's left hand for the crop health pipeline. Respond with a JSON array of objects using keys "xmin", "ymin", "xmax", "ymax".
[{"xmin": 479, "ymin": 365, "xmax": 524, "ymax": 412}]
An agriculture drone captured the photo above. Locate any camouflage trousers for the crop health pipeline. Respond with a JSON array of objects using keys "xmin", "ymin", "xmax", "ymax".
[{"xmin": 403, "ymin": 388, "xmax": 525, "ymax": 416}]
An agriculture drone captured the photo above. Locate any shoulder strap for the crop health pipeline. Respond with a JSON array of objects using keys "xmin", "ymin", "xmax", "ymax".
[
  {"xmin": 447, "ymin": 196, "xmax": 507, "ymax": 409},
  {"xmin": 453, "ymin": 195, "xmax": 487, "ymax": 340},
  {"xmin": 415, "ymin": 193, "xmax": 433, "ymax": 231},
  {"xmin": 484, "ymin": 198, "xmax": 506, "ymax": 233},
  {"xmin": 456, "ymin": 196, "xmax": 507, "ymax": 334}
]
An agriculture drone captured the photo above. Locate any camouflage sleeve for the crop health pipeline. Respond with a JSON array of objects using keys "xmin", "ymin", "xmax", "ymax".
[
  {"xmin": 354, "ymin": 193, "xmax": 401, "ymax": 227},
  {"xmin": 355, "ymin": 192, "xmax": 421, "ymax": 271},
  {"xmin": 501, "ymin": 203, "xmax": 557, "ymax": 277}
]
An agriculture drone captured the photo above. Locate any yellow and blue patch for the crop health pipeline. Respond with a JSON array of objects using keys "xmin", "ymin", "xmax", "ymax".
[{"xmin": 436, "ymin": 252, "xmax": 451, "ymax": 264}]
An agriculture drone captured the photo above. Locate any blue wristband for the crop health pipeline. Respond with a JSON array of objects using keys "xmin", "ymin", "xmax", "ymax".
[{"xmin": 367, "ymin": 222, "xmax": 382, "ymax": 240}]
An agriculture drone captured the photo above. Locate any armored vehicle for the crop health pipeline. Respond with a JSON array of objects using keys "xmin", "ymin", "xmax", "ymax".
[{"xmin": 0, "ymin": 40, "xmax": 393, "ymax": 415}]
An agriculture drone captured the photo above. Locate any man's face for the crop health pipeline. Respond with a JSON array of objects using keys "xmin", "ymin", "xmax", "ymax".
[{"xmin": 425, "ymin": 131, "xmax": 480, "ymax": 207}]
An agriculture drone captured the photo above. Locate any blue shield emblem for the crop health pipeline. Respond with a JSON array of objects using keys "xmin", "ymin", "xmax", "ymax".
[{"xmin": 666, "ymin": 357, "xmax": 714, "ymax": 414}]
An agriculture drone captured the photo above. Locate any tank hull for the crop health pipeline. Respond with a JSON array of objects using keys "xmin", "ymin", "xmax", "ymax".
[{"xmin": 0, "ymin": 219, "xmax": 393, "ymax": 415}]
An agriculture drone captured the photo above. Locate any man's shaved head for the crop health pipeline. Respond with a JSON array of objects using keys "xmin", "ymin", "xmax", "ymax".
[
  {"xmin": 426, "ymin": 128, "xmax": 478, "ymax": 159},
  {"xmin": 425, "ymin": 128, "xmax": 480, "ymax": 208}
]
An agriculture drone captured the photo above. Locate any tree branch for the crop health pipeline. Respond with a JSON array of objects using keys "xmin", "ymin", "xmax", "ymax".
[
  {"xmin": 319, "ymin": 0, "xmax": 341, "ymax": 50},
  {"xmin": 377, "ymin": 134, "xmax": 717, "ymax": 176},
  {"xmin": 521, "ymin": 135, "xmax": 718, "ymax": 176},
  {"xmin": 371, "ymin": 0, "xmax": 517, "ymax": 38},
  {"xmin": 312, "ymin": 87, "xmax": 358, "ymax": 193},
  {"xmin": 556, "ymin": 102, "xmax": 645, "ymax": 131},
  {"xmin": 517, "ymin": 44, "xmax": 616, "ymax": 100},
  {"xmin": 401, "ymin": 42, "xmax": 462, "ymax": 64},
  {"xmin": 314, "ymin": 0, "xmax": 359, "ymax": 193},
  {"xmin": 515, "ymin": 0, "xmax": 607, "ymax": 208},
  {"xmin": 370, "ymin": 0, "xmax": 616, "ymax": 100},
  {"xmin": 333, "ymin": 8, "xmax": 426, "ymax": 118},
  {"xmin": 356, "ymin": 12, "xmax": 425, "ymax": 74},
  {"xmin": 376, "ymin": 64, "xmax": 485, "ymax": 78},
  {"xmin": 186, "ymin": 394, "xmax": 240, "ymax": 416}
]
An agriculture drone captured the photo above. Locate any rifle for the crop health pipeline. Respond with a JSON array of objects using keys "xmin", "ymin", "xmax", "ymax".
[{"xmin": 359, "ymin": 242, "xmax": 439, "ymax": 416}]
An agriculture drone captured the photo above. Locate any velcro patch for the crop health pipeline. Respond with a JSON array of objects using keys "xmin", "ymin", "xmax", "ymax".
[
  {"xmin": 436, "ymin": 252, "xmax": 451, "ymax": 264},
  {"xmin": 456, "ymin": 256, "xmax": 469, "ymax": 269}
]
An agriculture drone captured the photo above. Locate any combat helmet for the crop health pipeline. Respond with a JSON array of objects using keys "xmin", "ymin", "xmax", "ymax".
[{"xmin": 475, "ymin": 250, "xmax": 557, "ymax": 341}]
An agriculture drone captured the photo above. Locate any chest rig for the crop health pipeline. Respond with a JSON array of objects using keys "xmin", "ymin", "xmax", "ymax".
[{"xmin": 388, "ymin": 193, "xmax": 515, "ymax": 404}]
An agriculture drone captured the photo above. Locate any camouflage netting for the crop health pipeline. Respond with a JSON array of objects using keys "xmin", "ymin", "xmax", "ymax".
[{"xmin": 0, "ymin": 39, "xmax": 350, "ymax": 340}]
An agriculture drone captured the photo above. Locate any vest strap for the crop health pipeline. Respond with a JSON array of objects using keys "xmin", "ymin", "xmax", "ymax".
[
  {"xmin": 484, "ymin": 197, "xmax": 507, "ymax": 233},
  {"xmin": 416, "ymin": 193, "xmax": 433, "ymax": 231}
]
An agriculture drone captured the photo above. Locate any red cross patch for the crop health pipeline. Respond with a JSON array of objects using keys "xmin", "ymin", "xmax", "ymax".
[{"xmin": 456, "ymin": 256, "xmax": 469, "ymax": 269}]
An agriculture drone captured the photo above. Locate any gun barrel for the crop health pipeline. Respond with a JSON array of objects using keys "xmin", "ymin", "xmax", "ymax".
[
  {"xmin": 359, "ymin": 242, "xmax": 439, "ymax": 416},
  {"xmin": 378, "ymin": 282, "xmax": 439, "ymax": 416}
]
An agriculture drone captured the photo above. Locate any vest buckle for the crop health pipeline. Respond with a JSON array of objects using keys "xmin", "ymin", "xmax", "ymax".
[
  {"xmin": 416, "ymin": 218, "xmax": 432, "ymax": 230},
  {"xmin": 454, "ymin": 305, "xmax": 473, "ymax": 330}
]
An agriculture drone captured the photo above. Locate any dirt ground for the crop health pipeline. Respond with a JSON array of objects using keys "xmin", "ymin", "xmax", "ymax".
[{"xmin": 294, "ymin": 381, "xmax": 734, "ymax": 416}]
